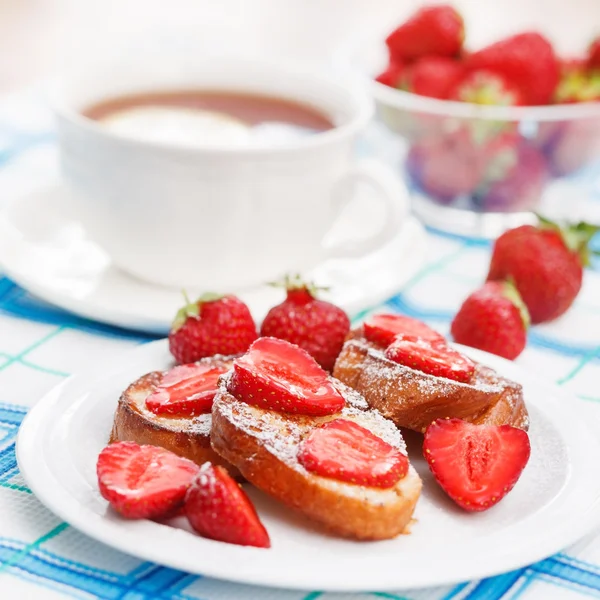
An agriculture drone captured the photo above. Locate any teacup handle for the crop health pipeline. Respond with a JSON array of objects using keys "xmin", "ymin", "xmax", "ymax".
[{"xmin": 324, "ymin": 158, "xmax": 410, "ymax": 259}]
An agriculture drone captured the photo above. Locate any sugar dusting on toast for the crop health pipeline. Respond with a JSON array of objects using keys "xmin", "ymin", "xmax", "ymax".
[
  {"xmin": 213, "ymin": 374, "xmax": 413, "ymax": 503},
  {"xmin": 357, "ymin": 341, "xmax": 504, "ymax": 395}
]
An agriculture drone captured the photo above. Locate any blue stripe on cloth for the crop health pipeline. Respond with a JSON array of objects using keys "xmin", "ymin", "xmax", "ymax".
[
  {"xmin": 558, "ymin": 554, "xmax": 600, "ymax": 575},
  {"xmin": 117, "ymin": 565, "xmax": 190, "ymax": 597},
  {"xmin": 0, "ymin": 444, "xmax": 18, "ymax": 481},
  {"xmin": 0, "ymin": 405, "xmax": 24, "ymax": 483},
  {"xmin": 531, "ymin": 556, "xmax": 600, "ymax": 592},
  {"xmin": 0, "ymin": 132, "xmax": 56, "ymax": 168},
  {"xmin": 3, "ymin": 569, "xmax": 91, "ymax": 600},
  {"xmin": 425, "ymin": 226, "xmax": 492, "ymax": 248},
  {"xmin": 463, "ymin": 569, "xmax": 527, "ymax": 599},
  {"xmin": 441, "ymin": 583, "xmax": 470, "ymax": 599},
  {"xmin": 0, "ymin": 541, "xmax": 198, "ymax": 600},
  {"xmin": 0, "ymin": 404, "xmax": 28, "ymax": 425},
  {"xmin": 531, "ymin": 574, "xmax": 600, "ymax": 599},
  {"xmin": 0, "ymin": 278, "xmax": 158, "ymax": 343}
]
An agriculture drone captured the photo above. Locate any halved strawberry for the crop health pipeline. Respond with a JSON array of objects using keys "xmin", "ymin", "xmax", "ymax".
[
  {"xmin": 363, "ymin": 314, "xmax": 444, "ymax": 347},
  {"xmin": 298, "ymin": 419, "xmax": 408, "ymax": 488},
  {"xmin": 97, "ymin": 442, "xmax": 199, "ymax": 519},
  {"xmin": 423, "ymin": 418, "xmax": 531, "ymax": 511},
  {"xmin": 385, "ymin": 337, "xmax": 475, "ymax": 383},
  {"xmin": 146, "ymin": 363, "xmax": 229, "ymax": 417},
  {"xmin": 185, "ymin": 463, "xmax": 270, "ymax": 548},
  {"xmin": 227, "ymin": 337, "xmax": 345, "ymax": 416}
]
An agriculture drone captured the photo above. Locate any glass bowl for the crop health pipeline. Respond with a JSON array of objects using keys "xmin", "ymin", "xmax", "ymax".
[{"xmin": 339, "ymin": 1, "xmax": 600, "ymax": 237}]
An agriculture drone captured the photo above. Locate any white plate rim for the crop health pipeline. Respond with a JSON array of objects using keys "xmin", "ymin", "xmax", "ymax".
[{"xmin": 16, "ymin": 339, "xmax": 600, "ymax": 592}]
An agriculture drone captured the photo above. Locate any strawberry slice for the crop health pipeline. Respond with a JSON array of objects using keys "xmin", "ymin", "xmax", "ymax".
[
  {"xmin": 227, "ymin": 337, "xmax": 345, "ymax": 416},
  {"xmin": 146, "ymin": 363, "xmax": 229, "ymax": 417},
  {"xmin": 423, "ymin": 418, "xmax": 531, "ymax": 511},
  {"xmin": 385, "ymin": 337, "xmax": 475, "ymax": 383},
  {"xmin": 298, "ymin": 419, "xmax": 408, "ymax": 488},
  {"xmin": 185, "ymin": 463, "xmax": 270, "ymax": 548},
  {"xmin": 97, "ymin": 442, "xmax": 199, "ymax": 519},
  {"xmin": 364, "ymin": 314, "xmax": 444, "ymax": 347}
]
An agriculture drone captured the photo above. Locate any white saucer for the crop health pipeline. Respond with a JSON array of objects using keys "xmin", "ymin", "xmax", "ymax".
[
  {"xmin": 0, "ymin": 183, "xmax": 427, "ymax": 334},
  {"xmin": 16, "ymin": 339, "xmax": 600, "ymax": 592}
]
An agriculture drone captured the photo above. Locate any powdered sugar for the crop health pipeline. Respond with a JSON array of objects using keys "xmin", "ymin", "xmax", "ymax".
[{"xmin": 213, "ymin": 373, "xmax": 409, "ymax": 500}]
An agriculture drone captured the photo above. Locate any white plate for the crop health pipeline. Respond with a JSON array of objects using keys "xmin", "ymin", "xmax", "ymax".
[
  {"xmin": 0, "ymin": 183, "xmax": 427, "ymax": 334},
  {"xmin": 16, "ymin": 339, "xmax": 600, "ymax": 592}
]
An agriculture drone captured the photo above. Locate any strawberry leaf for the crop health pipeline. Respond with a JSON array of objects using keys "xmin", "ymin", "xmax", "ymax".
[
  {"xmin": 268, "ymin": 273, "xmax": 329, "ymax": 297},
  {"xmin": 172, "ymin": 292, "xmax": 223, "ymax": 331},
  {"xmin": 535, "ymin": 214, "xmax": 600, "ymax": 266},
  {"xmin": 502, "ymin": 279, "xmax": 531, "ymax": 330}
]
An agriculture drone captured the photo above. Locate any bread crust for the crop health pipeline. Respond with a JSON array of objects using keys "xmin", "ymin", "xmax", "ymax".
[
  {"xmin": 211, "ymin": 378, "xmax": 422, "ymax": 541},
  {"xmin": 333, "ymin": 333, "xmax": 528, "ymax": 433},
  {"xmin": 110, "ymin": 357, "xmax": 239, "ymax": 476}
]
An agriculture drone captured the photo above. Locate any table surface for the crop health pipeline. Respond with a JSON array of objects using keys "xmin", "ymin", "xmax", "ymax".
[{"xmin": 0, "ymin": 86, "xmax": 600, "ymax": 599}]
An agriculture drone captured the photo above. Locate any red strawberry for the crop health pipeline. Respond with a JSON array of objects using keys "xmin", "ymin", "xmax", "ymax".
[
  {"xmin": 588, "ymin": 37, "xmax": 600, "ymax": 69},
  {"xmin": 451, "ymin": 281, "xmax": 529, "ymax": 360},
  {"xmin": 487, "ymin": 218, "xmax": 600, "ymax": 323},
  {"xmin": 450, "ymin": 69, "xmax": 524, "ymax": 105},
  {"xmin": 401, "ymin": 56, "xmax": 464, "ymax": 99},
  {"xmin": 465, "ymin": 32, "xmax": 559, "ymax": 105},
  {"xmin": 407, "ymin": 128, "xmax": 483, "ymax": 203},
  {"xmin": 423, "ymin": 418, "xmax": 531, "ymax": 511},
  {"xmin": 168, "ymin": 293, "xmax": 257, "ymax": 364},
  {"xmin": 185, "ymin": 463, "xmax": 270, "ymax": 548},
  {"xmin": 146, "ymin": 363, "xmax": 229, "ymax": 417},
  {"xmin": 473, "ymin": 135, "xmax": 547, "ymax": 212},
  {"xmin": 554, "ymin": 60, "xmax": 600, "ymax": 103},
  {"xmin": 375, "ymin": 61, "xmax": 405, "ymax": 88},
  {"xmin": 227, "ymin": 337, "xmax": 345, "ymax": 416},
  {"xmin": 364, "ymin": 313, "xmax": 443, "ymax": 347},
  {"xmin": 97, "ymin": 442, "xmax": 199, "ymax": 519},
  {"xmin": 259, "ymin": 276, "xmax": 350, "ymax": 372},
  {"xmin": 385, "ymin": 337, "xmax": 475, "ymax": 383},
  {"xmin": 386, "ymin": 5, "xmax": 464, "ymax": 62},
  {"xmin": 298, "ymin": 419, "xmax": 408, "ymax": 488}
]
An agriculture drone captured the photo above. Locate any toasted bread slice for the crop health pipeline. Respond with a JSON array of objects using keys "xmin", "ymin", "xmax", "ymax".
[
  {"xmin": 211, "ymin": 376, "xmax": 422, "ymax": 541},
  {"xmin": 333, "ymin": 332, "xmax": 528, "ymax": 433},
  {"xmin": 110, "ymin": 356, "xmax": 240, "ymax": 476}
]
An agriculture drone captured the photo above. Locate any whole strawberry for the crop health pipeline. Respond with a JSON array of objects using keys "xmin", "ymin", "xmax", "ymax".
[
  {"xmin": 259, "ymin": 275, "xmax": 350, "ymax": 371},
  {"xmin": 487, "ymin": 218, "xmax": 600, "ymax": 323},
  {"xmin": 451, "ymin": 281, "xmax": 530, "ymax": 360},
  {"xmin": 450, "ymin": 69, "xmax": 524, "ymax": 105},
  {"xmin": 386, "ymin": 5, "xmax": 464, "ymax": 63},
  {"xmin": 588, "ymin": 37, "xmax": 600, "ymax": 70},
  {"xmin": 169, "ymin": 293, "xmax": 257, "ymax": 364},
  {"xmin": 375, "ymin": 61, "xmax": 405, "ymax": 88},
  {"xmin": 465, "ymin": 32, "xmax": 559, "ymax": 105},
  {"xmin": 402, "ymin": 56, "xmax": 464, "ymax": 99},
  {"xmin": 185, "ymin": 463, "xmax": 270, "ymax": 548},
  {"xmin": 554, "ymin": 62, "xmax": 600, "ymax": 103}
]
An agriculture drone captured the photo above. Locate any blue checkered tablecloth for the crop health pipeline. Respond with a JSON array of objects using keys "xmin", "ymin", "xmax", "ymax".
[{"xmin": 1, "ymin": 87, "xmax": 600, "ymax": 600}]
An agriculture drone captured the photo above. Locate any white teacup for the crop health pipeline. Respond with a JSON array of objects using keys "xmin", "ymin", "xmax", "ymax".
[{"xmin": 55, "ymin": 57, "xmax": 409, "ymax": 290}]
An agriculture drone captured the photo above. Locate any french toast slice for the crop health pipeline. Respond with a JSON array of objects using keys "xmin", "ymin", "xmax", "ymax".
[
  {"xmin": 211, "ymin": 375, "xmax": 422, "ymax": 541},
  {"xmin": 333, "ymin": 330, "xmax": 528, "ymax": 433},
  {"xmin": 110, "ymin": 356, "xmax": 239, "ymax": 475}
]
